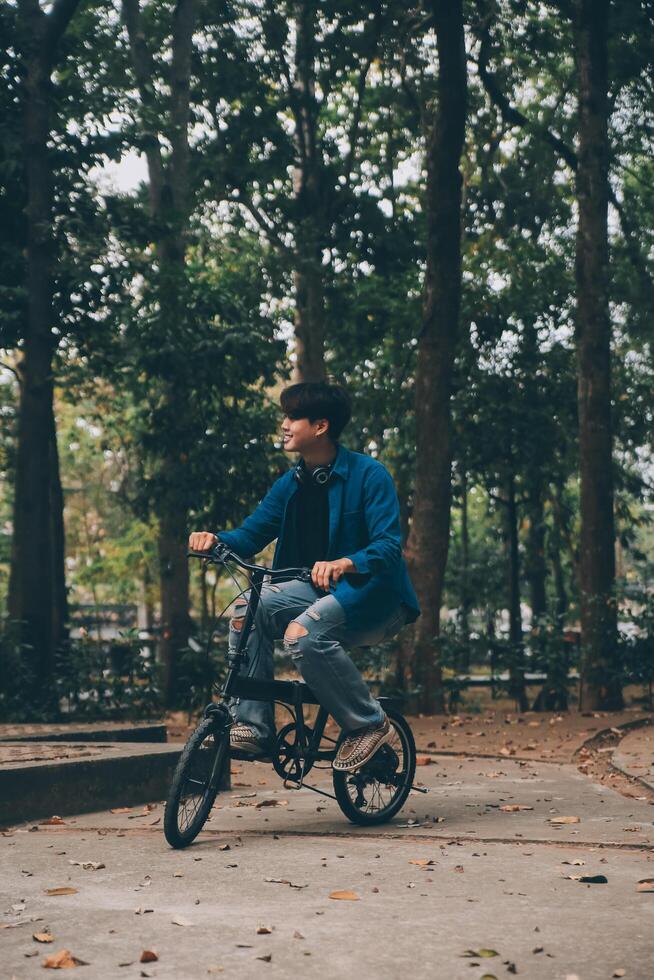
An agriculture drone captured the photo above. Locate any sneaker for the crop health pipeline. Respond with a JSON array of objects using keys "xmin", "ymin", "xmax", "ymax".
[
  {"xmin": 229, "ymin": 724, "xmax": 270, "ymax": 757},
  {"xmin": 333, "ymin": 714, "xmax": 393, "ymax": 773}
]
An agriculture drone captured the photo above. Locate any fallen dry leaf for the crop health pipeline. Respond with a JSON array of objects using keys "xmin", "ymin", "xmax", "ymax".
[
  {"xmin": 43, "ymin": 948, "xmax": 88, "ymax": 968},
  {"xmin": 612, "ymin": 970, "xmax": 626, "ymax": 978},
  {"xmin": 69, "ymin": 861, "xmax": 105, "ymax": 871},
  {"xmin": 500, "ymin": 804, "xmax": 533, "ymax": 812},
  {"xmin": 255, "ymin": 799, "xmax": 288, "ymax": 808},
  {"xmin": 329, "ymin": 890, "xmax": 360, "ymax": 901},
  {"xmin": 171, "ymin": 915, "xmax": 192, "ymax": 927},
  {"xmin": 110, "ymin": 807, "xmax": 131, "ymax": 814},
  {"xmin": 415, "ymin": 755, "xmax": 433, "ymax": 766},
  {"xmin": 549, "ymin": 816, "xmax": 580, "ymax": 825},
  {"xmin": 408, "ymin": 859, "xmax": 434, "ymax": 866},
  {"xmin": 140, "ymin": 950, "xmax": 158, "ymax": 963},
  {"xmin": 636, "ymin": 878, "xmax": 654, "ymax": 892},
  {"xmin": 256, "ymin": 925, "xmax": 273, "ymax": 934},
  {"xmin": 40, "ymin": 816, "xmax": 66, "ymax": 826},
  {"xmin": 45, "ymin": 888, "xmax": 78, "ymax": 897},
  {"xmin": 462, "ymin": 948, "xmax": 499, "ymax": 958},
  {"xmin": 33, "ymin": 933, "xmax": 54, "ymax": 943},
  {"xmin": 257, "ymin": 954, "xmax": 272, "ymax": 962},
  {"xmin": 293, "ymin": 931, "xmax": 305, "ymax": 940}
]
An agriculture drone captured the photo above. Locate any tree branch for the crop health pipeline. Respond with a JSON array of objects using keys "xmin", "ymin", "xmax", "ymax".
[
  {"xmin": 343, "ymin": 6, "xmax": 385, "ymax": 188},
  {"xmin": 475, "ymin": 18, "xmax": 577, "ymax": 171},
  {"xmin": 262, "ymin": 0, "xmax": 301, "ymax": 118},
  {"xmin": 121, "ymin": 0, "xmax": 166, "ymax": 210},
  {"xmin": 0, "ymin": 360, "xmax": 22, "ymax": 385},
  {"xmin": 474, "ymin": 12, "xmax": 654, "ymax": 306},
  {"xmin": 235, "ymin": 190, "xmax": 294, "ymax": 258},
  {"xmin": 43, "ymin": 0, "xmax": 84, "ymax": 62}
]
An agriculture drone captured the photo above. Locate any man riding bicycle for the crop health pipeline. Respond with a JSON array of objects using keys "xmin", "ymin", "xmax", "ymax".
[{"xmin": 189, "ymin": 380, "xmax": 420, "ymax": 773}]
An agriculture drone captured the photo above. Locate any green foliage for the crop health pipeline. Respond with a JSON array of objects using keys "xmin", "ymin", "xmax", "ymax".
[{"xmin": 54, "ymin": 629, "xmax": 162, "ymax": 720}]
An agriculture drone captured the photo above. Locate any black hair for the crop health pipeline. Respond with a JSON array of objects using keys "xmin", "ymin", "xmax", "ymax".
[{"xmin": 280, "ymin": 381, "xmax": 352, "ymax": 441}]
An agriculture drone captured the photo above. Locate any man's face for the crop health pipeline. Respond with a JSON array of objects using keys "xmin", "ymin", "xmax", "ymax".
[{"xmin": 281, "ymin": 414, "xmax": 328, "ymax": 454}]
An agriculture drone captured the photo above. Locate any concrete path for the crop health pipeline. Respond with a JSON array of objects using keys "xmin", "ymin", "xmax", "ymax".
[{"xmin": 3, "ymin": 755, "xmax": 654, "ymax": 979}]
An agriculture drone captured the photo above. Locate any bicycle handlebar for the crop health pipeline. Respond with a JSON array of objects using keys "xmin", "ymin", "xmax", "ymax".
[{"xmin": 187, "ymin": 544, "xmax": 313, "ymax": 583}]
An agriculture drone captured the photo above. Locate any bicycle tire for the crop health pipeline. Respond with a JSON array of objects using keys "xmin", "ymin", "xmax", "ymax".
[
  {"xmin": 164, "ymin": 717, "xmax": 228, "ymax": 848},
  {"xmin": 332, "ymin": 707, "xmax": 416, "ymax": 826}
]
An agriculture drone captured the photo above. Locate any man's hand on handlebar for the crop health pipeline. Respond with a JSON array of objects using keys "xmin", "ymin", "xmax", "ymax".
[
  {"xmin": 311, "ymin": 557, "xmax": 355, "ymax": 592},
  {"xmin": 188, "ymin": 531, "xmax": 218, "ymax": 553}
]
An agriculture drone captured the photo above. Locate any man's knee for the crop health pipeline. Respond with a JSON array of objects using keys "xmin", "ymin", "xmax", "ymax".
[
  {"xmin": 230, "ymin": 598, "xmax": 248, "ymax": 632},
  {"xmin": 283, "ymin": 620, "xmax": 309, "ymax": 657},
  {"xmin": 284, "ymin": 621, "xmax": 308, "ymax": 642}
]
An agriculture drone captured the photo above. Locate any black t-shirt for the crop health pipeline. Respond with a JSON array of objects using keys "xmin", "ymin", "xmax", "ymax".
[{"xmin": 287, "ymin": 474, "xmax": 330, "ymax": 570}]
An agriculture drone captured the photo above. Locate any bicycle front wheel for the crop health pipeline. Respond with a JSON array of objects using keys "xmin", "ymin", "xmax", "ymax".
[
  {"xmin": 333, "ymin": 707, "xmax": 416, "ymax": 826},
  {"xmin": 164, "ymin": 718, "xmax": 228, "ymax": 848}
]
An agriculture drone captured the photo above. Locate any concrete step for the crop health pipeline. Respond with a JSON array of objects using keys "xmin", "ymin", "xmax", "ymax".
[
  {"xmin": 0, "ymin": 721, "xmax": 167, "ymax": 743},
  {"xmin": 0, "ymin": 742, "xmax": 185, "ymax": 826},
  {"xmin": 0, "ymin": 734, "xmax": 232, "ymax": 826}
]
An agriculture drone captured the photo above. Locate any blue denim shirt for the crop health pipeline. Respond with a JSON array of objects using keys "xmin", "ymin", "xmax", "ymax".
[{"xmin": 217, "ymin": 445, "xmax": 420, "ymax": 630}]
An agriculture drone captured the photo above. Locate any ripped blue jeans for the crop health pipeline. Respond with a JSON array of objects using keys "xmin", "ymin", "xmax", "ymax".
[{"xmin": 228, "ymin": 579, "xmax": 407, "ymax": 740}]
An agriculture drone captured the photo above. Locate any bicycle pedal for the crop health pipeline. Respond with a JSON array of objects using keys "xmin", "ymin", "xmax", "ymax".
[{"xmin": 283, "ymin": 777, "xmax": 303, "ymax": 791}]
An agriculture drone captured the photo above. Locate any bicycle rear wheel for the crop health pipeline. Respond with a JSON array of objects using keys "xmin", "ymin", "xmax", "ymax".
[
  {"xmin": 332, "ymin": 707, "xmax": 416, "ymax": 826},
  {"xmin": 164, "ymin": 717, "xmax": 228, "ymax": 848}
]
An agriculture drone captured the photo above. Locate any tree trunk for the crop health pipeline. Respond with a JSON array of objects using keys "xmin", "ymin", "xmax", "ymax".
[
  {"xmin": 405, "ymin": 0, "xmax": 467, "ymax": 713},
  {"xmin": 122, "ymin": 0, "xmax": 195, "ymax": 707},
  {"xmin": 143, "ymin": 564, "xmax": 155, "ymax": 632},
  {"xmin": 459, "ymin": 469, "xmax": 471, "ymax": 670},
  {"xmin": 48, "ymin": 401, "xmax": 68, "ymax": 653},
  {"xmin": 291, "ymin": 1, "xmax": 326, "ymax": 382},
  {"xmin": 8, "ymin": 0, "xmax": 80, "ymax": 710},
  {"xmin": 573, "ymin": 0, "xmax": 621, "ymax": 710},
  {"xmin": 8, "ymin": 343, "xmax": 56, "ymax": 705},
  {"xmin": 293, "ymin": 251, "xmax": 326, "ymax": 383},
  {"xmin": 525, "ymin": 491, "xmax": 547, "ymax": 624},
  {"xmin": 504, "ymin": 472, "xmax": 528, "ymax": 710},
  {"xmin": 158, "ymin": 508, "xmax": 192, "ymax": 706}
]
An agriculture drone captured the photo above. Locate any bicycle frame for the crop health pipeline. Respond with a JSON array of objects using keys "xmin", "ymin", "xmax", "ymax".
[
  {"xmin": 185, "ymin": 544, "xmax": 426, "ymax": 808},
  {"xmin": 189, "ymin": 546, "xmax": 339, "ymax": 773}
]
